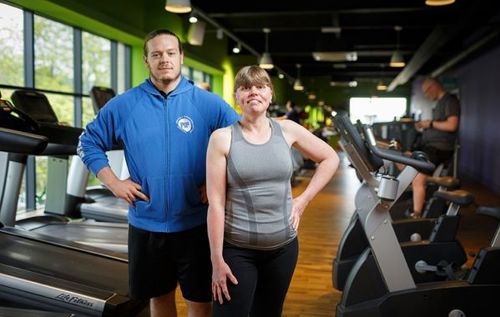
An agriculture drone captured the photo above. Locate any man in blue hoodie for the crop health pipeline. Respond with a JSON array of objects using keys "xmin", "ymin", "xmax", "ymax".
[{"xmin": 78, "ymin": 29, "xmax": 239, "ymax": 317}]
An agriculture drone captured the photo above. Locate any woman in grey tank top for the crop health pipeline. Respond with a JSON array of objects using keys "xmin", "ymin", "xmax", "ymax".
[{"xmin": 207, "ymin": 65, "xmax": 339, "ymax": 316}]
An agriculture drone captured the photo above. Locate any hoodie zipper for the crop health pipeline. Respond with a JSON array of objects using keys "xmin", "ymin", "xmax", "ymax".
[{"xmin": 164, "ymin": 95, "xmax": 170, "ymax": 230}]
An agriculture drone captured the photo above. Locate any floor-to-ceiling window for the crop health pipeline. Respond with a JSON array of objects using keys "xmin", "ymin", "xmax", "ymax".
[
  {"xmin": 0, "ymin": 1, "xmax": 131, "ymax": 212},
  {"xmin": 0, "ymin": 2, "xmax": 26, "ymax": 209}
]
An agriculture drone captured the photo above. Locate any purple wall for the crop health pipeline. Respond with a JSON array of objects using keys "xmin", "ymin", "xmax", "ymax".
[{"xmin": 455, "ymin": 44, "xmax": 500, "ymax": 193}]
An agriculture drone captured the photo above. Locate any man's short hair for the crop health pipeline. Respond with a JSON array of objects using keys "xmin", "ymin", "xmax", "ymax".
[{"xmin": 143, "ymin": 29, "xmax": 183, "ymax": 56}]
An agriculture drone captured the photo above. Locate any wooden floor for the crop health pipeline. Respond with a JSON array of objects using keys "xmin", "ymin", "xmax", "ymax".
[{"xmin": 174, "ymin": 152, "xmax": 500, "ymax": 316}]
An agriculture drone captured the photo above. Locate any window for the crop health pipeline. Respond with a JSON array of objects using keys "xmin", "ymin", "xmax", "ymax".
[
  {"xmin": 82, "ymin": 97, "xmax": 94, "ymax": 127},
  {"xmin": 0, "ymin": 2, "xmax": 131, "ymax": 213},
  {"xmin": 0, "ymin": 3, "xmax": 24, "ymax": 87},
  {"xmin": 182, "ymin": 65, "xmax": 191, "ymax": 79},
  {"xmin": 193, "ymin": 69, "xmax": 204, "ymax": 85},
  {"xmin": 349, "ymin": 97, "xmax": 407, "ymax": 124},
  {"xmin": 82, "ymin": 31, "xmax": 111, "ymax": 94},
  {"xmin": 34, "ymin": 15, "xmax": 74, "ymax": 93},
  {"xmin": 181, "ymin": 65, "xmax": 212, "ymax": 88},
  {"xmin": 117, "ymin": 42, "xmax": 127, "ymax": 93}
]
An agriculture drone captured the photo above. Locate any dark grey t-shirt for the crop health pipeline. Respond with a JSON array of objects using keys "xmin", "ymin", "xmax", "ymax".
[
  {"xmin": 224, "ymin": 119, "xmax": 296, "ymax": 250},
  {"xmin": 422, "ymin": 93, "xmax": 460, "ymax": 151}
]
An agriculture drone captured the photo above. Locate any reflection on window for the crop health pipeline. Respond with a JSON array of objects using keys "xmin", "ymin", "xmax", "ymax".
[
  {"xmin": 82, "ymin": 32, "xmax": 111, "ymax": 94},
  {"xmin": 350, "ymin": 97, "xmax": 407, "ymax": 124},
  {"xmin": 34, "ymin": 16, "xmax": 74, "ymax": 93},
  {"xmin": 0, "ymin": 3, "xmax": 24, "ymax": 86}
]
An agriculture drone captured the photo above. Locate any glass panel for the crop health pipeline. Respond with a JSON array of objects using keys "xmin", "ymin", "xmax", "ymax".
[
  {"xmin": 203, "ymin": 73, "xmax": 212, "ymax": 83},
  {"xmin": 87, "ymin": 172, "xmax": 101, "ymax": 187},
  {"xmin": 34, "ymin": 15, "xmax": 74, "ymax": 93},
  {"xmin": 82, "ymin": 31, "xmax": 111, "ymax": 94},
  {"xmin": 117, "ymin": 42, "xmax": 126, "ymax": 93},
  {"xmin": 82, "ymin": 96, "xmax": 95, "ymax": 127},
  {"xmin": 44, "ymin": 93, "xmax": 74, "ymax": 126},
  {"xmin": 0, "ymin": 3, "xmax": 24, "ymax": 86},
  {"xmin": 35, "ymin": 156, "xmax": 48, "ymax": 206},
  {"xmin": 181, "ymin": 65, "xmax": 191, "ymax": 79},
  {"xmin": 192, "ymin": 69, "xmax": 203, "ymax": 85},
  {"xmin": 17, "ymin": 169, "xmax": 26, "ymax": 212}
]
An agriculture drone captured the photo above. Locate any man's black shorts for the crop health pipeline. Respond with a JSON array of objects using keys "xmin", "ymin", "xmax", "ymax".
[
  {"xmin": 420, "ymin": 144, "xmax": 454, "ymax": 167},
  {"xmin": 128, "ymin": 224, "xmax": 212, "ymax": 302}
]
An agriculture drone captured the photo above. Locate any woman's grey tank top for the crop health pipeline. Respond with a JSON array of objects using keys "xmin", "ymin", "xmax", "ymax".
[{"xmin": 224, "ymin": 119, "xmax": 296, "ymax": 250}]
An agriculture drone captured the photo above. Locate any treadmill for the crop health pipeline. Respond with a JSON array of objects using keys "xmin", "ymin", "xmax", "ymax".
[
  {"xmin": 0, "ymin": 105, "xmax": 146, "ymax": 315},
  {"xmin": 3, "ymin": 90, "xmax": 127, "ymax": 254},
  {"xmin": 67, "ymin": 86, "xmax": 129, "ymax": 223}
]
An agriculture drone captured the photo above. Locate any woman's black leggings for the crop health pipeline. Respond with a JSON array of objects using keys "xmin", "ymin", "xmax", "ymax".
[{"xmin": 212, "ymin": 238, "xmax": 299, "ymax": 317}]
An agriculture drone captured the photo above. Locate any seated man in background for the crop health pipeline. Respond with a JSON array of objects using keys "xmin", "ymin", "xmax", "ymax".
[
  {"xmin": 276, "ymin": 100, "xmax": 300, "ymax": 124},
  {"xmin": 411, "ymin": 78, "xmax": 460, "ymax": 218}
]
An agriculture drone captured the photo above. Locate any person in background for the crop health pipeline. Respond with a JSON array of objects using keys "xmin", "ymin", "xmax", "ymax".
[
  {"xmin": 77, "ymin": 29, "xmax": 239, "ymax": 317},
  {"xmin": 275, "ymin": 99, "xmax": 305, "ymax": 175},
  {"xmin": 411, "ymin": 77, "xmax": 460, "ymax": 218},
  {"xmin": 206, "ymin": 65, "xmax": 339, "ymax": 316},
  {"xmin": 276, "ymin": 100, "xmax": 300, "ymax": 124}
]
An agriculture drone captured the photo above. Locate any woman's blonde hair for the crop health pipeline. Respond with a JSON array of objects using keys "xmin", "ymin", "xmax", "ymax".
[{"xmin": 234, "ymin": 65, "xmax": 275, "ymax": 101}]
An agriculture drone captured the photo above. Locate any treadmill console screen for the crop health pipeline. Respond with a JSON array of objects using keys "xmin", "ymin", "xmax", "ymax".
[
  {"xmin": 11, "ymin": 91, "xmax": 59, "ymax": 124},
  {"xmin": 90, "ymin": 86, "xmax": 115, "ymax": 113}
]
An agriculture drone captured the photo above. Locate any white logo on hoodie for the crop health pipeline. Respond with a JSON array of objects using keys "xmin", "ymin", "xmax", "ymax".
[{"xmin": 176, "ymin": 116, "xmax": 194, "ymax": 133}]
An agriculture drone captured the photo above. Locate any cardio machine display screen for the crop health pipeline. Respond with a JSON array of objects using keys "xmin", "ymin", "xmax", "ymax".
[
  {"xmin": 91, "ymin": 87, "xmax": 115, "ymax": 111},
  {"xmin": 11, "ymin": 91, "xmax": 59, "ymax": 124}
]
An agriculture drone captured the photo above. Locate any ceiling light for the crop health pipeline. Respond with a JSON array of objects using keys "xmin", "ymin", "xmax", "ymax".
[
  {"xmin": 293, "ymin": 64, "xmax": 304, "ymax": 91},
  {"xmin": 389, "ymin": 26, "xmax": 405, "ymax": 68},
  {"xmin": 278, "ymin": 73, "xmax": 285, "ymax": 79},
  {"xmin": 259, "ymin": 28, "xmax": 274, "ymax": 69},
  {"xmin": 312, "ymin": 52, "xmax": 357, "ymax": 62},
  {"xmin": 188, "ymin": 13, "xmax": 198, "ymax": 23},
  {"xmin": 165, "ymin": 0, "xmax": 191, "ymax": 13},
  {"xmin": 376, "ymin": 82, "xmax": 388, "ymax": 91},
  {"xmin": 259, "ymin": 53, "xmax": 273, "ymax": 69},
  {"xmin": 425, "ymin": 0, "xmax": 455, "ymax": 6},
  {"xmin": 232, "ymin": 43, "xmax": 241, "ymax": 54},
  {"xmin": 390, "ymin": 50, "xmax": 405, "ymax": 68}
]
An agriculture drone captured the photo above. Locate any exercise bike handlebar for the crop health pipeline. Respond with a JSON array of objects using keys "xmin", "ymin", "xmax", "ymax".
[{"xmin": 362, "ymin": 124, "xmax": 435, "ymax": 175}]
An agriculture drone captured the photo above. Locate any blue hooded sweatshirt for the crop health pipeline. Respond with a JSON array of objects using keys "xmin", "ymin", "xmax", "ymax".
[{"xmin": 77, "ymin": 77, "xmax": 239, "ymax": 232}]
